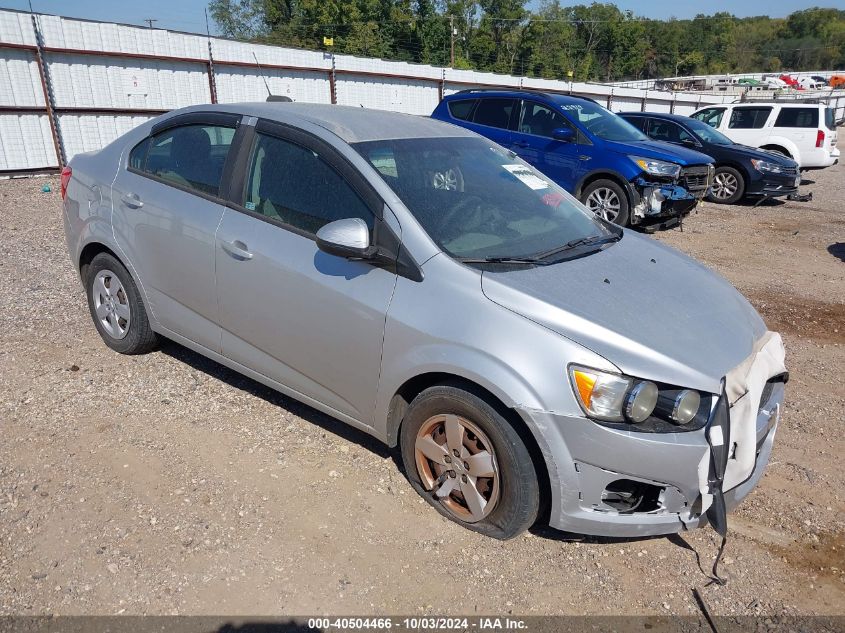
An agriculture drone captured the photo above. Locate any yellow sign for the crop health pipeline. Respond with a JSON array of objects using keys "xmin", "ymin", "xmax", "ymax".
[
  {"xmin": 323, "ymin": 36, "xmax": 334, "ymax": 46},
  {"xmin": 567, "ymin": 70, "xmax": 574, "ymax": 78}
]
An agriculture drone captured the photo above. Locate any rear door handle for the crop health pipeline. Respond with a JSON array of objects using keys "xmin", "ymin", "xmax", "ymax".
[
  {"xmin": 512, "ymin": 140, "xmax": 530, "ymax": 148},
  {"xmin": 220, "ymin": 239, "xmax": 253, "ymax": 261},
  {"xmin": 121, "ymin": 193, "xmax": 143, "ymax": 208}
]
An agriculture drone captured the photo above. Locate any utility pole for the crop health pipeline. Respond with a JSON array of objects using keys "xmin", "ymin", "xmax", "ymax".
[
  {"xmin": 449, "ymin": 15, "xmax": 455, "ymax": 68},
  {"xmin": 144, "ymin": 18, "xmax": 157, "ymax": 29}
]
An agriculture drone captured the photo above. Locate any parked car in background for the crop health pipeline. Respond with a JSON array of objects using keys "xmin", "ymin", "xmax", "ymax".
[
  {"xmin": 797, "ymin": 76, "xmax": 824, "ymax": 90},
  {"xmin": 810, "ymin": 75, "xmax": 829, "ymax": 86},
  {"xmin": 779, "ymin": 75, "xmax": 803, "ymax": 90},
  {"xmin": 761, "ymin": 76, "xmax": 788, "ymax": 89},
  {"xmin": 830, "ymin": 75, "xmax": 845, "ymax": 89},
  {"xmin": 738, "ymin": 78, "xmax": 763, "ymax": 87},
  {"xmin": 691, "ymin": 103, "xmax": 839, "ymax": 169},
  {"xmin": 432, "ymin": 90, "xmax": 714, "ymax": 227},
  {"xmin": 62, "ymin": 102, "xmax": 787, "ymax": 540},
  {"xmin": 621, "ymin": 112, "xmax": 800, "ymax": 204}
]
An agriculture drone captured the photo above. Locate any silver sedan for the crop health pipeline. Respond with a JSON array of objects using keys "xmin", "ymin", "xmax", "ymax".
[{"xmin": 62, "ymin": 103, "xmax": 787, "ymax": 539}]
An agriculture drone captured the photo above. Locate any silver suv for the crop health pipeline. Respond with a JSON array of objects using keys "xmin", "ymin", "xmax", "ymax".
[{"xmin": 62, "ymin": 103, "xmax": 787, "ymax": 539}]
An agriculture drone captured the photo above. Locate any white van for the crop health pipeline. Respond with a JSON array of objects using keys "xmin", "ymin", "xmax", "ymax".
[{"xmin": 691, "ymin": 103, "xmax": 839, "ymax": 169}]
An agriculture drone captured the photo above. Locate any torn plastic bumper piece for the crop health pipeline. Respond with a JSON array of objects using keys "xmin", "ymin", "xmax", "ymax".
[{"xmin": 630, "ymin": 178, "xmax": 699, "ymax": 224}]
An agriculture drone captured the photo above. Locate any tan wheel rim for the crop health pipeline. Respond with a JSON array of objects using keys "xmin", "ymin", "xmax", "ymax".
[{"xmin": 414, "ymin": 414, "xmax": 500, "ymax": 523}]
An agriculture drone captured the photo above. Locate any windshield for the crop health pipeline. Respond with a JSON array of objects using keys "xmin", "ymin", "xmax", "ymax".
[
  {"xmin": 684, "ymin": 117, "xmax": 734, "ymax": 145},
  {"xmin": 352, "ymin": 137, "xmax": 615, "ymax": 261},
  {"xmin": 558, "ymin": 101, "xmax": 648, "ymax": 142}
]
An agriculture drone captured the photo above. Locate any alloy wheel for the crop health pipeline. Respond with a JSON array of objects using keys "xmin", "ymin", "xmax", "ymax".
[
  {"xmin": 585, "ymin": 187, "xmax": 621, "ymax": 222},
  {"xmin": 92, "ymin": 269, "xmax": 131, "ymax": 339},
  {"xmin": 414, "ymin": 414, "xmax": 500, "ymax": 523},
  {"xmin": 711, "ymin": 172, "xmax": 738, "ymax": 200}
]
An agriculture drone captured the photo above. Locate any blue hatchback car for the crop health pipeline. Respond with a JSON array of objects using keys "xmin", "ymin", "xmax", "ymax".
[{"xmin": 432, "ymin": 90, "xmax": 715, "ymax": 227}]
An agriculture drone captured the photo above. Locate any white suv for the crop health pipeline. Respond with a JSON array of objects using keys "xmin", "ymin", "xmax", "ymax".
[{"xmin": 691, "ymin": 103, "xmax": 839, "ymax": 169}]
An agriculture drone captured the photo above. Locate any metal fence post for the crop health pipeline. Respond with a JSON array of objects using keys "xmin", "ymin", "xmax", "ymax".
[
  {"xmin": 30, "ymin": 13, "xmax": 65, "ymax": 167},
  {"xmin": 329, "ymin": 53, "xmax": 337, "ymax": 104}
]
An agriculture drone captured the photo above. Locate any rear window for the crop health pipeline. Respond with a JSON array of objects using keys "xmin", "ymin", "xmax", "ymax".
[
  {"xmin": 728, "ymin": 107, "xmax": 772, "ymax": 129},
  {"xmin": 448, "ymin": 99, "xmax": 476, "ymax": 121},
  {"xmin": 774, "ymin": 108, "xmax": 819, "ymax": 128},
  {"xmin": 471, "ymin": 98, "xmax": 516, "ymax": 129},
  {"xmin": 824, "ymin": 108, "xmax": 835, "ymax": 131}
]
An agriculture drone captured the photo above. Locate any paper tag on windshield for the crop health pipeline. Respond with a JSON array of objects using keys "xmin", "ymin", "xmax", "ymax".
[{"xmin": 503, "ymin": 164, "xmax": 548, "ymax": 190}]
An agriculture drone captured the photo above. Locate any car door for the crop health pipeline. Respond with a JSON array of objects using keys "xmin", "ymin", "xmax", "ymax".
[
  {"xmin": 461, "ymin": 97, "xmax": 517, "ymax": 147},
  {"xmin": 111, "ymin": 112, "xmax": 242, "ymax": 352},
  {"xmin": 214, "ymin": 119, "xmax": 398, "ymax": 425},
  {"xmin": 508, "ymin": 99, "xmax": 584, "ymax": 190}
]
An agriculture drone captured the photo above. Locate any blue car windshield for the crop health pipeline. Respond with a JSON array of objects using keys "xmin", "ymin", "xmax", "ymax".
[
  {"xmin": 684, "ymin": 117, "xmax": 734, "ymax": 145},
  {"xmin": 558, "ymin": 101, "xmax": 647, "ymax": 142},
  {"xmin": 353, "ymin": 137, "xmax": 615, "ymax": 261}
]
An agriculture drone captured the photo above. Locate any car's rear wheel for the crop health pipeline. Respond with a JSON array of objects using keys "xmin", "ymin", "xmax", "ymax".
[
  {"xmin": 707, "ymin": 166, "xmax": 745, "ymax": 204},
  {"xmin": 400, "ymin": 385, "xmax": 540, "ymax": 539},
  {"xmin": 85, "ymin": 252, "xmax": 157, "ymax": 354},
  {"xmin": 581, "ymin": 179, "xmax": 630, "ymax": 226}
]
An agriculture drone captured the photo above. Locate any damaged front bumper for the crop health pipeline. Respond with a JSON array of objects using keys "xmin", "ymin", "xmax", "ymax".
[
  {"xmin": 518, "ymin": 332, "xmax": 786, "ymax": 537},
  {"xmin": 629, "ymin": 165, "xmax": 714, "ymax": 225}
]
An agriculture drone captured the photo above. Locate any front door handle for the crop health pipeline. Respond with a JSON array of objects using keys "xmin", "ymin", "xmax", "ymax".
[
  {"xmin": 121, "ymin": 192, "xmax": 143, "ymax": 208},
  {"xmin": 220, "ymin": 239, "xmax": 253, "ymax": 261}
]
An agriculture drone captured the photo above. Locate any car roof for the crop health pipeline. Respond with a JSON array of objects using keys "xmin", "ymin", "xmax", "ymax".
[
  {"xmin": 175, "ymin": 102, "xmax": 477, "ymax": 144},
  {"xmin": 446, "ymin": 89, "xmax": 598, "ymax": 106},
  {"xmin": 618, "ymin": 112, "xmax": 692, "ymax": 123}
]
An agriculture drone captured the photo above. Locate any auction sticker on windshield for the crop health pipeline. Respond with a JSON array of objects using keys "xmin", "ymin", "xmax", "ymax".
[{"xmin": 503, "ymin": 164, "xmax": 548, "ymax": 190}]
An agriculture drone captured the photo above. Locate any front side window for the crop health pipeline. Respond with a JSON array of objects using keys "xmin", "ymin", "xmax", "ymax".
[
  {"xmin": 691, "ymin": 108, "xmax": 726, "ymax": 128},
  {"xmin": 558, "ymin": 101, "xmax": 647, "ymax": 142},
  {"xmin": 132, "ymin": 124, "xmax": 235, "ymax": 196},
  {"xmin": 517, "ymin": 101, "xmax": 572, "ymax": 137},
  {"xmin": 353, "ymin": 136, "xmax": 613, "ymax": 261},
  {"xmin": 728, "ymin": 107, "xmax": 772, "ymax": 129},
  {"xmin": 471, "ymin": 98, "xmax": 516, "ymax": 129},
  {"xmin": 242, "ymin": 133, "xmax": 374, "ymax": 236},
  {"xmin": 774, "ymin": 107, "xmax": 819, "ymax": 128},
  {"xmin": 684, "ymin": 118, "xmax": 734, "ymax": 145}
]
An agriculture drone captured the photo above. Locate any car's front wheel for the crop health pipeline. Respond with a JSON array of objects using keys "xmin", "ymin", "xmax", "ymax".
[
  {"xmin": 707, "ymin": 166, "xmax": 745, "ymax": 204},
  {"xmin": 400, "ymin": 384, "xmax": 540, "ymax": 539},
  {"xmin": 581, "ymin": 179, "xmax": 630, "ymax": 226},
  {"xmin": 85, "ymin": 252, "xmax": 157, "ymax": 354}
]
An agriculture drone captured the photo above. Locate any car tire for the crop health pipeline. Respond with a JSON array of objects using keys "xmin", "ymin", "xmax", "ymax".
[
  {"xmin": 707, "ymin": 166, "xmax": 745, "ymax": 204},
  {"xmin": 400, "ymin": 384, "xmax": 540, "ymax": 540},
  {"xmin": 85, "ymin": 252, "xmax": 157, "ymax": 355},
  {"xmin": 580, "ymin": 179, "xmax": 630, "ymax": 226}
]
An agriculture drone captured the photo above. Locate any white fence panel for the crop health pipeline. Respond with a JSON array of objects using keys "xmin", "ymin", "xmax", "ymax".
[
  {"xmin": 216, "ymin": 67, "xmax": 330, "ymax": 104},
  {"xmin": 0, "ymin": 114, "xmax": 56, "ymax": 170},
  {"xmin": 336, "ymin": 76, "xmax": 438, "ymax": 114},
  {"xmin": 58, "ymin": 114, "xmax": 155, "ymax": 159},
  {"xmin": 47, "ymin": 54, "xmax": 210, "ymax": 109},
  {"xmin": 0, "ymin": 48, "xmax": 43, "ymax": 106}
]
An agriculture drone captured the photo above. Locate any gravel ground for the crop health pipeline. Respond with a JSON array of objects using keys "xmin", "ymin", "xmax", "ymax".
[{"xmin": 0, "ymin": 165, "xmax": 843, "ymax": 617}]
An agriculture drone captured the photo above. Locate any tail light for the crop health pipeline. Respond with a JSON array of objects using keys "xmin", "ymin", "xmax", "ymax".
[
  {"xmin": 816, "ymin": 130, "xmax": 825, "ymax": 148},
  {"xmin": 60, "ymin": 165, "xmax": 72, "ymax": 200}
]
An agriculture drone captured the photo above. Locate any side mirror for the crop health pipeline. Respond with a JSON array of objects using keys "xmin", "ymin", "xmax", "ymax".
[
  {"xmin": 552, "ymin": 127, "xmax": 575, "ymax": 142},
  {"xmin": 316, "ymin": 218, "xmax": 372, "ymax": 259}
]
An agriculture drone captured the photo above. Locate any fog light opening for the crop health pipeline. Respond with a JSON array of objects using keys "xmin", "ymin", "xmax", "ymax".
[{"xmin": 600, "ymin": 479, "xmax": 663, "ymax": 514}]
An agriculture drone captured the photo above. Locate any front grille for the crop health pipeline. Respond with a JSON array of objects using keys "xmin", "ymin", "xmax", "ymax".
[{"xmin": 680, "ymin": 165, "xmax": 713, "ymax": 192}]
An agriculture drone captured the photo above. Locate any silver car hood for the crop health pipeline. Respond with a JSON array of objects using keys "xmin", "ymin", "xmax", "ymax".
[{"xmin": 480, "ymin": 232, "xmax": 767, "ymax": 394}]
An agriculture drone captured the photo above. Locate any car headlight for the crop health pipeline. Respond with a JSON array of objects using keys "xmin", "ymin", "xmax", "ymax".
[
  {"xmin": 628, "ymin": 155, "xmax": 681, "ymax": 179},
  {"xmin": 568, "ymin": 365, "xmax": 709, "ymax": 430},
  {"xmin": 751, "ymin": 158, "xmax": 785, "ymax": 174}
]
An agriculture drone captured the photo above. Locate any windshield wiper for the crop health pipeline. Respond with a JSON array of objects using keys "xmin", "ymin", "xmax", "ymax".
[
  {"xmin": 457, "ymin": 256, "xmax": 541, "ymax": 265},
  {"xmin": 535, "ymin": 234, "xmax": 621, "ymax": 260}
]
